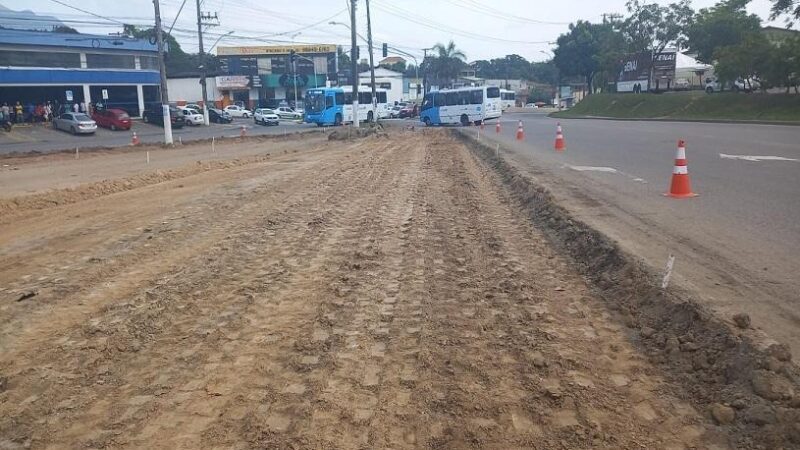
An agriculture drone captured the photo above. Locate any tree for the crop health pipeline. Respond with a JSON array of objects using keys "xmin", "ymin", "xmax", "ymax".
[
  {"xmin": 762, "ymin": 36, "xmax": 800, "ymax": 92},
  {"xmin": 553, "ymin": 21, "xmax": 623, "ymax": 94},
  {"xmin": 424, "ymin": 40, "xmax": 467, "ymax": 88},
  {"xmin": 122, "ymin": 24, "xmax": 220, "ymax": 76},
  {"xmin": 530, "ymin": 61, "xmax": 559, "ymax": 86},
  {"xmin": 52, "ymin": 25, "xmax": 79, "ymax": 34},
  {"xmin": 771, "ymin": 0, "xmax": 800, "ymax": 21},
  {"xmin": 686, "ymin": 0, "xmax": 762, "ymax": 63},
  {"xmin": 713, "ymin": 32, "xmax": 772, "ymax": 88},
  {"xmin": 622, "ymin": 0, "xmax": 694, "ymax": 55}
]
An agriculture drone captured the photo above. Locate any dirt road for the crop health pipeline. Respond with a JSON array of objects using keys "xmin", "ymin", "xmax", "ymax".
[{"xmin": 1, "ymin": 131, "xmax": 734, "ymax": 448}]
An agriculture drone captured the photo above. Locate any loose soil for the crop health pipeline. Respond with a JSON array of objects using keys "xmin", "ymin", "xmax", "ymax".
[{"xmin": 0, "ymin": 130, "xmax": 784, "ymax": 449}]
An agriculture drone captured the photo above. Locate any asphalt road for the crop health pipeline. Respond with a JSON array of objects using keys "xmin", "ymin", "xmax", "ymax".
[
  {"xmin": 475, "ymin": 111, "xmax": 800, "ymax": 353},
  {"xmin": 0, "ymin": 118, "xmax": 317, "ymax": 155}
]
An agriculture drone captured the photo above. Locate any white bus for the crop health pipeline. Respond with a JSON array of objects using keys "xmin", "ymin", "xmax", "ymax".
[
  {"xmin": 500, "ymin": 89, "xmax": 516, "ymax": 110},
  {"xmin": 340, "ymin": 86, "xmax": 389, "ymax": 123},
  {"xmin": 419, "ymin": 86, "xmax": 502, "ymax": 126}
]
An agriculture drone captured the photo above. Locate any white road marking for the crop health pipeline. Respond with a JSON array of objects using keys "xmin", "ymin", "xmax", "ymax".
[
  {"xmin": 568, "ymin": 165, "xmax": 618, "ymax": 173},
  {"xmin": 564, "ymin": 165, "xmax": 648, "ymax": 184},
  {"xmin": 720, "ymin": 153, "xmax": 799, "ymax": 162}
]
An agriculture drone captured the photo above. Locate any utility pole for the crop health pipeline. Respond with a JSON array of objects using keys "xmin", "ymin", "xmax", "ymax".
[
  {"xmin": 422, "ymin": 47, "xmax": 432, "ymax": 94},
  {"xmin": 365, "ymin": 0, "xmax": 377, "ymax": 119},
  {"xmin": 196, "ymin": 1, "xmax": 218, "ymax": 126},
  {"xmin": 349, "ymin": 0, "xmax": 359, "ymax": 128},
  {"xmin": 153, "ymin": 0, "xmax": 173, "ymax": 145}
]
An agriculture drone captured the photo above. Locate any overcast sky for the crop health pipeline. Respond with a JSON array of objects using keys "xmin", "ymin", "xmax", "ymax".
[{"xmin": 0, "ymin": 0, "xmax": 784, "ymax": 61}]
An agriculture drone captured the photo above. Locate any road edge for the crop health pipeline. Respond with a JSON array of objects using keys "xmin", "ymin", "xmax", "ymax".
[
  {"xmin": 547, "ymin": 113, "xmax": 800, "ymax": 127},
  {"xmin": 454, "ymin": 129, "xmax": 800, "ymax": 447}
]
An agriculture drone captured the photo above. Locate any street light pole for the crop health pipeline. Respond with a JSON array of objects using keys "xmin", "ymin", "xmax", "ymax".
[
  {"xmin": 349, "ymin": 0, "xmax": 359, "ymax": 128},
  {"xmin": 196, "ymin": 0, "xmax": 209, "ymax": 126},
  {"xmin": 365, "ymin": 0, "xmax": 377, "ymax": 117},
  {"xmin": 153, "ymin": 0, "xmax": 173, "ymax": 145}
]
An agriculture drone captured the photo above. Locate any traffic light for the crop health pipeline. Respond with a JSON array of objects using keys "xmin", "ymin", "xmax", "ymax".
[
  {"xmin": 382, "ymin": 43, "xmax": 388, "ymax": 58},
  {"xmin": 354, "ymin": 46, "xmax": 360, "ymax": 60}
]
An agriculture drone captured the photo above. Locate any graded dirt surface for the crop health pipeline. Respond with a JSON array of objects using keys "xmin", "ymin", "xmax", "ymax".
[{"xmin": 0, "ymin": 131, "xmax": 748, "ymax": 448}]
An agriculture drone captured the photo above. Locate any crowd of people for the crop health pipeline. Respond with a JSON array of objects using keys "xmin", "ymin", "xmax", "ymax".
[{"xmin": 0, "ymin": 101, "xmax": 93, "ymax": 125}]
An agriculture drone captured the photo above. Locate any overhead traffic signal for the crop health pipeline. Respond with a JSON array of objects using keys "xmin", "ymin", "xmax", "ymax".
[{"xmin": 382, "ymin": 43, "xmax": 388, "ymax": 58}]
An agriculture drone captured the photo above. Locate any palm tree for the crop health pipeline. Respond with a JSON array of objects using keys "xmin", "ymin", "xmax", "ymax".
[{"xmin": 426, "ymin": 40, "xmax": 467, "ymax": 88}]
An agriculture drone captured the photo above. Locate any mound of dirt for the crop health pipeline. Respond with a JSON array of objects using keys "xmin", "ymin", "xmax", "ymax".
[
  {"xmin": 328, "ymin": 123, "xmax": 388, "ymax": 141},
  {"xmin": 456, "ymin": 130, "xmax": 800, "ymax": 448}
]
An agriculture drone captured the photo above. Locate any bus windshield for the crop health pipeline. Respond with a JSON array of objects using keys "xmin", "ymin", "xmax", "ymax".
[{"xmin": 305, "ymin": 91, "xmax": 325, "ymax": 113}]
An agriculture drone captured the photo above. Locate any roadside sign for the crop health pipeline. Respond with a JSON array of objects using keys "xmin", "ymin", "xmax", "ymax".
[
  {"xmin": 65, "ymin": 90, "xmax": 73, "ymax": 102},
  {"xmin": 102, "ymin": 89, "xmax": 109, "ymax": 100}
]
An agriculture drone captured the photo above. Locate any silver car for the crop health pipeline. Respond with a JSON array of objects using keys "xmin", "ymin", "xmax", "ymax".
[{"xmin": 53, "ymin": 113, "xmax": 97, "ymax": 135}]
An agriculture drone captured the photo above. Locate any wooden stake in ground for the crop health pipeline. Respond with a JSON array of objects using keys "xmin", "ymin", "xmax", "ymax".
[
  {"xmin": 75, "ymin": 147, "xmax": 79, "ymax": 160},
  {"xmin": 146, "ymin": 151, "xmax": 150, "ymax": 164}
]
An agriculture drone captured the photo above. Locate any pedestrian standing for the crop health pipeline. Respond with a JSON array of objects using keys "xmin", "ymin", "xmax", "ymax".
[
  {"xmin": 73, "ymin": 102, "xmax": 79, "ymax": 113},
  {"xmin": 44, "ymin": 102, "xmax": 52, "ymax": 122},
  {"xmin": 1, "ymin": 103, "xmax": 9, "ymax": 122},
  {"xmin": 79, "ymin": 102, "xmax": 86, "ymax": 113},
  {"xmin": 14, "ymin": 102, "xmax": 23, "ymax": 123}
]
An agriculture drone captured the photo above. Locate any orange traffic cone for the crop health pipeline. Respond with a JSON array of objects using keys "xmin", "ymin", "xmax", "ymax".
[
  {"xmin": 495, "ymin": 121, "xmax": 501, "ymax": 134},
  {"xmin": 516, "ymin": 120, "xmax": 524, "ymax": 141},
  {"xmin": 240, "ymin": 125, "xmax": 246, "ymax": 138},
  {"xmin": 665, "ymin": 140, "xmax": 698, "ymax": 198},
  {"xmin": 131, "ymin": 131, "xmax": 140, "ymax": 146},
  {"xmin": 554, "ymin": 123, "xmax": 565, "ymax": 151}
]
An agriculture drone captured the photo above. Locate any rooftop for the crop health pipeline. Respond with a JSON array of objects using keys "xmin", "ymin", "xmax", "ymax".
[{"xmin": 0, "ymin": 28, "xmax": 158, "ymax": 52}]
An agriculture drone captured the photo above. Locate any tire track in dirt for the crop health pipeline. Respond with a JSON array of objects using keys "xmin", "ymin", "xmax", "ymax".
[{"xmin": 0, "ymin": 130, "xmax": 736, "ymax": 449}]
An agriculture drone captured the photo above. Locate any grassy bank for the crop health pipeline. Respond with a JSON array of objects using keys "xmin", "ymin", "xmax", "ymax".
[{"xmin": 552, "ymin": 91, "xmax": 800, "ymax": 122}]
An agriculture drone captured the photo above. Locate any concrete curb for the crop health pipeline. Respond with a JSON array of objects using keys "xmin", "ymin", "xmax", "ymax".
[{"xmin": 547, "ymin": 114, "xmax": 800, "ymax": 127}]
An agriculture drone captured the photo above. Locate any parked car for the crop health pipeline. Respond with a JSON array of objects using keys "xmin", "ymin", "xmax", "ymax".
[
  {"xmin": 53, "ymin": 112, "xmax": 97, "ymax": 135},
  {"xmin": 224, "ymin": 105, "xmax": 251, "ymax": 118},
  {"xmin": 389, "ymin": 105, "xmax": 403, "ymax": 118},
  {"xmin": 180, "ymin": 107, "xmax": 205, "ymax": 126},
  {"xmin": 91, "ymin": 108, "xmax": 131, "ymax": 131},
  {"xmin": 705, "ymin": 77, "xmax": 760, "ymax": 93},
  {"xmin": 673, "ymin": 78, "xmax": 691, "ymax": 91},
  {"xmin": 254, "ymin": 108, "xmax": 280, "ymax": 126},
  {"xmin": 142, "ymin": 106, "xmax": 185, "ymax": 128},
  {"xmin": 398, "ymin": 103, "xmax": 418, "ymax": 118},
  {"xmin": 275, "ymin": 106, "xmax": 302, "ymax": 120},
  {"xmin": 209, "ymin": 108, "xmax": 232, "ymax": 124},
  {"xmin": 524, "ymin": 103, "xmax": 539, "ymax": 109},
  {"xmin": 184, "ymin": 103, "xmax": 202, "ymax": 111}
]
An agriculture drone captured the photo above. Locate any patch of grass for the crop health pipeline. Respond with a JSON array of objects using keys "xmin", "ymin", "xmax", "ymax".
[{"xmin": 553, "ymin": 92, "xmax": 800, "ymax": 122}]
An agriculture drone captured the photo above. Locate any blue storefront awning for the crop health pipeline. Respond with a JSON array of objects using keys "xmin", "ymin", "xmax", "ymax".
[{"xmin": 0, "ymin": 68, "xmax": 160, "ymax": 85}]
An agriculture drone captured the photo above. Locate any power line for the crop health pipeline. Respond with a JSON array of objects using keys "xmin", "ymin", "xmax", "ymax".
[{"xmin": 48, "ymin": 0, "xmax": 126, "ymax": 25}]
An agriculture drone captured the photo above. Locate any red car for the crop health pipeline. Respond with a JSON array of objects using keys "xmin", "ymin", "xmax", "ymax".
[
  {"xmin": 398, "ymin": 103, "xmax": 418, "ymax": 118},
  {"xmin": 92, "ymin": 108, "xmax": 132, "ymax": 131}
]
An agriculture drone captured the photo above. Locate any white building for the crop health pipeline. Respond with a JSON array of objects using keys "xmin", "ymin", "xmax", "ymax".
[{"xmin": 358, "ymin": 67, "xmax": 422, "ymax": 104}]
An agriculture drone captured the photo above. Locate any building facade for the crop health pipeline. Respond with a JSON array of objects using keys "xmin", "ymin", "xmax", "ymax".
[
  {"xmin": 358, "ymin": 68, "xmax": 423, "ymax": 104},
  {"xmin": 0, "ymin": 29, "xmax": 160, "ymax": 117},
  {"xmin": 215, "ymin": 44, "xmax": 338, "ymax": 108}
]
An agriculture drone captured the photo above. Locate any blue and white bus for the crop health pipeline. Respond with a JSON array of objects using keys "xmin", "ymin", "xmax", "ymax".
[
  {"xmin": 419, "ymin": 86, "xmax": 501, "ymax": 127},
  {"xmin": 304, "ymin": 87, "xmax": 388, "ymax": 126}
]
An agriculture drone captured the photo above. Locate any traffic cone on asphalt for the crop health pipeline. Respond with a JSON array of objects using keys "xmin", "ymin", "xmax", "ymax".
[
  {"xmin": 495, "ymin": 121, "xmax": 501, "ymax": 134},
  {"xmin": 240, "ymin": 125, "xmax": 246, "ymax": 138},
  {"xmin": 554, "ymin": 123, "xmax": 565, "ymax": 151},
  {"xmin": 131, "ymin": 131, "xmax": 140, "ymax": 146},
  {"xmin": 516, "ymin": 120, "xmax": 524, "ymax": 141},
  {"xmin": 665, "ymin": 140, "xmax": 698, "ymax": 198}
]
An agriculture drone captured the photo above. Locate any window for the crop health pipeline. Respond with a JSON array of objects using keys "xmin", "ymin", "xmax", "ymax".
[
  {"xmin": 422, "ymin": 93, "xmax": 434, "ymax": 110},
  {"xmin": 344, "ymin": 92, "xmax": 353, "ymax": 104},
  {"xmin": 0, "ymin": 50, "xmax": 80, "ymax": 68},
  {"xmin": 61, "ymin": 113, "xmax": 73, "ymax": 120},
  {"xmin": 326, "ymin": 96, "xmax": 334, "ymax": 108},
  {"xmin": 377, "ymin": 92, "xmax": 387, "ymax": 103},
  {"xmin": 445, "ymin": 92, "xmax": 459, "ymax": 106},
  {"xmin": 434, "ymin": 93, "xmax": 445, "ymax": 107},
  {"xmin": 487, "ymin": 87, "xmax": 500, "ymax": 98},
  {"xmin": 86, "ymin": 53, "xmax": 135, "ymax": 69},
  {"xmin": 458, "ymin": 91, "xmax": 471, "ymax": 105},
  {"xmin": 140, "ymin": 56, "xmax": 159, "ymax": 70},
  {"xmin": 471, "ymin": 89, "xmax": 483, "ymax": 104},
  {"xmin": 335, "ymin": 92, "xmax": 345, "ymax": 105}
]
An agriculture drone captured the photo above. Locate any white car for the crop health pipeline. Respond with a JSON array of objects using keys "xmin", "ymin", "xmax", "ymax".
[
  {"xmin": 254, "ymin": 108, "xmax": 280, "ymax": 126},
  {"xmin": 389, "ymin": 105, "xmax": 403, "ymax": 118},
  {"xmin": 180, "ymin": 108, "xmax": 204, "ymax": 126},
  {"xmin": 224, "ymin": 105, "xmax": 252, "ymax": 118},
  {"xmin": 275, "ymin": 106, "xmax": 302, "ymax": 120}
]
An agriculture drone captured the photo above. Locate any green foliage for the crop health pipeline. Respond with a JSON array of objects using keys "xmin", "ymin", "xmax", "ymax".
[
  {"xmin": 771, "ymin": 0, "xmax": 800, "ymax": 20},
  {"xmin": 553, "ymin": 21, "xmax": 624, "ymax": 94},
  {"xmin": 686, "ymin": 0, "xmax": 762, "ymax": 63},
  {"xmin": 622, "ymin": 0, "xmax": 694, "ymax": 54},
  {"xmin": 122, "ymin": 24, "xmax": 221, "ymax": 76},
  {"xmin": 423, "ymin": 40, "xmax": 467, "ymax": 88},
  {"xmin": 52, "ymin": 25, "xmax": 79, "ymax": 34},
  {"xmin": 713, "ymin": 33, "xmax": 772, "ymax": 84}
]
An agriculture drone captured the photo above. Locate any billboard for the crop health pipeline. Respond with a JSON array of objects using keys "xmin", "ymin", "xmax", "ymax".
[{"xmin": 217, "ymin": 44, "xmax": 337, "ymax": 56}]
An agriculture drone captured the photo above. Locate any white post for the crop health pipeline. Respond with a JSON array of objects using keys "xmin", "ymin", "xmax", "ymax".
[
  {"xmin": 136, "ymin": 85, "xmax": 145, "ymax": 118},
  {"xmin": 146, "ymin": 151, "xmax": 150, "ymax": 164},
  {"xmin": 212, "ymin": 136, "xmax": 215, "ymax": 153},
  {"xmin": 162, "ymin": 104, "xmax": 174, "ymax": 145},
  {"xmin": 661, "ymin": 254, "xmax": 676, "ymax": 289},
  {"xmin": 75, "ymin": 147, "xmax": 79, "ymax": 159},
  {"xmin": 82, "ymin": 85, "xmax": 91, "ymax": 110}
]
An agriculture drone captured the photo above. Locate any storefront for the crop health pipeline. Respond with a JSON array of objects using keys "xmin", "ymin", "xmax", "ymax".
[
  {"xmin": 216, "ymin": 44, "xmax": 337, "ymax": 108},
  {"xmin": 0, "ymin": 29, "xmax": 160, "ymax": 117}
]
